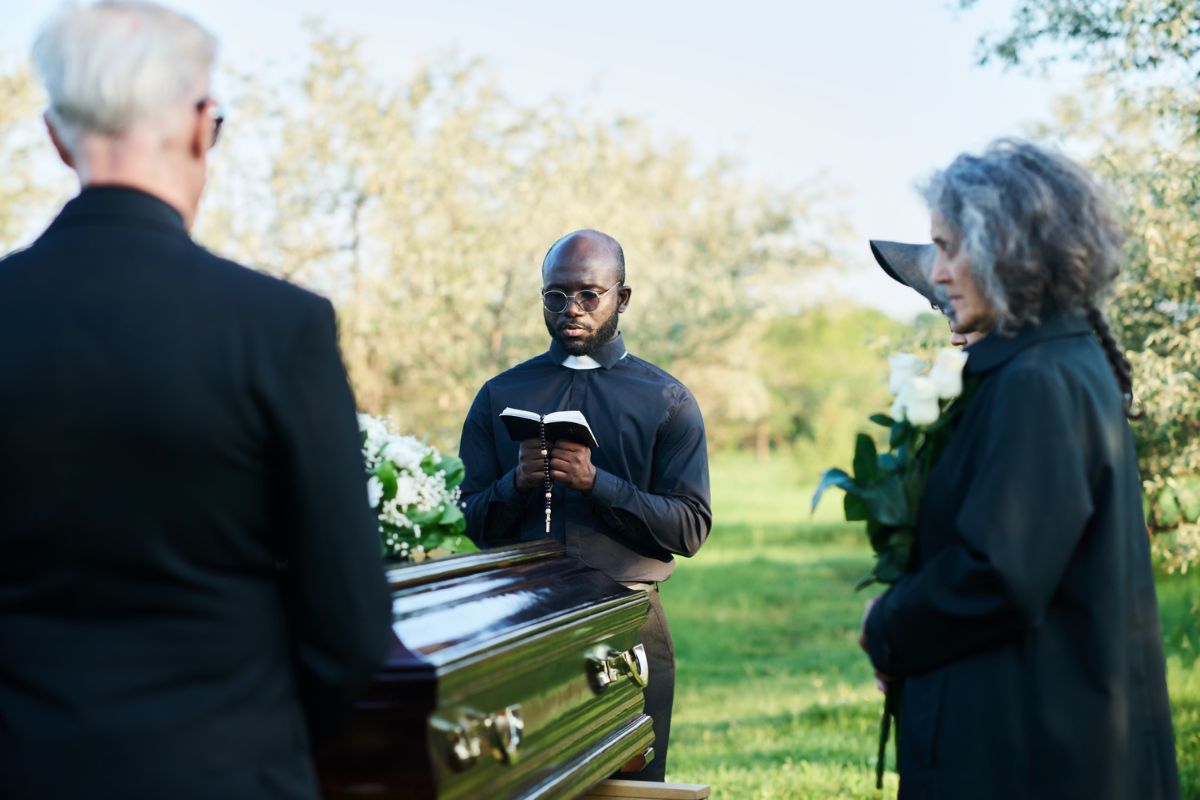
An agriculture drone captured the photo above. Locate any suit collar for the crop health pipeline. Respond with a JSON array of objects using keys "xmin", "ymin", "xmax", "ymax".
[
  {"xmin": 548, "ymin": 331, "xmax": 628, "ymax": 369},
  {"xmin": 964, "ymin": 312, "xmax": 1092, "ymax": 376},
  {"xmin": 50, "ymin": 185, "xmax": 187, "ymax": 236}
]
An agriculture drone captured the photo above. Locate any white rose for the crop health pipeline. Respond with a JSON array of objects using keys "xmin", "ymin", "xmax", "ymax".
[
  {"xmin": 929, "ymin": 348, "xmax": 969, "ymax": 400},
  {"xmin": 888, "ymin": 354, "xmax": 926, "ymax": 395},
  {"xmin": 383, "ymin": 436, "xmax": 426, "ymax": 471},
  {"xmin": 358, "ymin": 414, "xmax": 389, "ymax": 455},
  {"xmin": 367, "ymin": 475, "xmax": 383, "ymax": 508},
  {"xmin": 393, "ymin": 474, "xmax": 421, "ymax": 508},
  {"xmin": 900, "ymin": 376, "xmax": 940, "ymax": 426},
  {"xmin": 891, "ymin": 391, "xmax": 907, "ymax": 423}
]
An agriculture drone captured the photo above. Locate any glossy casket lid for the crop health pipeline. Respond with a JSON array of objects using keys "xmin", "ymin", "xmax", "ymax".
[{"xmin": 384, "ymin": 540, "xmax": 637, "ymax": 669}]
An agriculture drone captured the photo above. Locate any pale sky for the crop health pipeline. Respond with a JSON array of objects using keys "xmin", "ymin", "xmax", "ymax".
[{"xmin": 4, "ymin": 1, "xmax": 1083, "ymax": 318}]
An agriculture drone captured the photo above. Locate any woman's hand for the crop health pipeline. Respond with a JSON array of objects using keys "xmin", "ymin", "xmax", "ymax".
[{"xmin": 860, "ymin": 597, "xmax": 894, "ymax": 695}]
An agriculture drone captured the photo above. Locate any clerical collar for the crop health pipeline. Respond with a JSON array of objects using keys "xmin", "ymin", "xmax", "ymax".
[{"xmin": 548, "ymin": 332, "xmax": 628, "ymax": 370}]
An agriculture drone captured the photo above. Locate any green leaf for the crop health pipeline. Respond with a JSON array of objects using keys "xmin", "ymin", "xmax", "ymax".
[
  {"xmin": 437, "ymin": 504, "xmax": 467, "ymax": 535},
  {"xmin": 854, "ymin": 571, "xmax": 878, "ymax": 591},
  {"xmin": 439, "ymin": 502, "xmax": 464, "ymax": 526},
  {"xmin": 866, "ymin": 519, "xmax": 891, "ymax": 551},
  {"xmin": 407, "ymin": 508, "xmax": 441, "ymax": 527},
  {"xmin": 875, "ymin": 549, "xmax": 906, "ymax": 584},
  {"xmin": 438, "ymin": 455, "xmax": 466, "ymax": 489},
  {"xmin": 1175, "ymin": 477, "xmax": 1200, "ymax": 524},
  {"xmin": 844, "ymin": 492, "xmax": 869, "ymax": 521},
  {"xmin": 420, "ymin": 530, "xmax": 445, "ymax": 550},
  {"xmin": 1156, "ymin": 486, "xmax": 1181, "ymax": 529},
  {"xmin": 869, "ymin": 413, "xmax": 894, "ymax": 428},
  {"xmin": 811, "ymin": 468, "xmax": 857, "ymax": 513},
  {"xmin": 878, "ymin": 452, "xmax": 901, "ymax": 473},
  {"xmin": 857, "ymin": 475, "xmax": 910, "ymax": 527},
  {"xmin": 444, "ymin": 535, "xmax": 480, "ymax": 555},
  {"xmin": 853, "ymin": 433, "xmax": 879, "ymax": 485},
  {"xmin": 372, "ymin": 461, "xmax": 398, "ymax": 501},
  {"xmin": 874, "ymin": 530, "xmax": 914, "ymax": 583},
  {"xmin": 889, "ymin": 420, "xmax": 912, "ymax": 449}
]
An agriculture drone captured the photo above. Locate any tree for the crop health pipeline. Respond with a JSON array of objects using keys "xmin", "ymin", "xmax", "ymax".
[
  {"xmin": 0, "ymin": 62, "xmax": 71, "ymax": 251},
  {"xmin": 0, "ymin": 29, "xmax": 841, "ymax": 471},
  {"xmin": 197, "ymin": 27, "xmax": 834, "ymax": 449},
  {"xmin": 966, "ymin": 0, "xmax": 1200, "ymax": 75},
  {"xmin": 968, "ymin": 0, "xmax": 1200, "ymax": 571}
]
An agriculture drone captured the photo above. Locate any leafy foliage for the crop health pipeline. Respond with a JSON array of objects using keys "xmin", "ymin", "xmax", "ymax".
[
  {"xmin": 725, "ymin": 308, "xmax": 909, "ymax": 467},
  {"xmin": 359, "ymin": 414, "xmax": 476, "ymax": 561},
  {"xmin": 812, "ymin": 361, "xmax": 975, "ymax": 591},
  {"xmin": 195, "ymin": 27, "xmax": 833, "ymax": 448},
  {"xmin": 965, "ymin": 0, "xmax": 1200, "ymax": 76},
  {"xmin": 972, "ymin": 0, "xmax": 1200, "ymax": 570},
  {"xmin": 0, "ymin": 63, "xmax": 71, "ymax": 251}
]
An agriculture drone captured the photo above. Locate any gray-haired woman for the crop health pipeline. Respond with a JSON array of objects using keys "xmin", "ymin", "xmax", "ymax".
[{"xmin": 862, "ymin": 139, "xmax": 1180, "ymax": 799}]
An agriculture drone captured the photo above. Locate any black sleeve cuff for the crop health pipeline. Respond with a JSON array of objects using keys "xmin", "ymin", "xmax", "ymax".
[
  {"xmin": 495, "ymin": 467, "xmax": 528, "ymax": 505},
  {"xmin": 865, "ymin": 587, "xmax": 898, "ymax": 675}
]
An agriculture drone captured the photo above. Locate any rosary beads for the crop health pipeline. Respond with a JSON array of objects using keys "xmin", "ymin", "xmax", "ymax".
[{"xmin": 540, "ymin": 415, "xmax": 552, "ymax": 534}]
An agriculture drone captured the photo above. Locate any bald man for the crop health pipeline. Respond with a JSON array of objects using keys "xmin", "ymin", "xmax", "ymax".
[{"xmin": 459, "ymin": 230, "xmax": 713, "ymax": 782}]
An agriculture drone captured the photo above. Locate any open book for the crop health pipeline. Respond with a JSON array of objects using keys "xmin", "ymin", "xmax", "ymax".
[{"xmin": 500, "ymin": 408, "xmax": 599, "ymax": 448}]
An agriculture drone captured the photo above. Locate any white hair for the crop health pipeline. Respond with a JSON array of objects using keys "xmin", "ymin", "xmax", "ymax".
[{"xmin": 31, "ymin": 2, "xmax": 217, "ymax": 147}]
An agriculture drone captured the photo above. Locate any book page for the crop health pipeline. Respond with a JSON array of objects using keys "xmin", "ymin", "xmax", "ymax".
[{"xmin": 500, "ymin": 407, "xmax": 541, "ymax": 422}]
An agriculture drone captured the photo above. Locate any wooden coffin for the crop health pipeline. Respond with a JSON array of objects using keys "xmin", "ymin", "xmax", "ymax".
[{"xmin": 317, "ymin": 540, "xmax": 655, "ymax": 799}]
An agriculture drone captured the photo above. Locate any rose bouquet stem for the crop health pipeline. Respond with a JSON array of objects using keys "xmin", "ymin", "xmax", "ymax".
[
  {"xmin": 876, "ymin": 681, "xmax": 902, "ymax": 789},
  {"xmin": 812, "ymin": 349, "xmax": 972, "ymax": 791}
]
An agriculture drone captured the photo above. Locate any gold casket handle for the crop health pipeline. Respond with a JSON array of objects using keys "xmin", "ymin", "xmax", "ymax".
[
  {"xmin": 586, "ymin": 643, "xmax": 650, "ymax": 693},
  {"xmin": 430, "ymin": 712, "xmax": 483, "ymax": 771},
  {"xmin": 621, "ymin": 643, "xmax": 649, "ymax": 688},
  {"xmin": 486, "ymin": 704, "xmax": 524, "ymax": 766},
  {"xmin": 431, "ymin": 704, "xmax": 524, "ymax": 770}
]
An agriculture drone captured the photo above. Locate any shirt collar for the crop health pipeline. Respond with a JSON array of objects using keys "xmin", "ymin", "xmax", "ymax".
[
  {"xmin": 49, "ymin": 185, "xmax": 188, "ymax": 236},
  {"xmin": 964, "ymin": 311, "xmax": 1092, "ymax": 376},
  {"xmin": 548, "ymin": 331, "xmax": 628, "ymax": 370}
]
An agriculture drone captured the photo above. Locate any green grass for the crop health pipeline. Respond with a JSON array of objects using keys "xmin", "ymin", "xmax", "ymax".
[{"xmin": 660, "ymin": 452, "xmax": 1200, "ymax": 798}]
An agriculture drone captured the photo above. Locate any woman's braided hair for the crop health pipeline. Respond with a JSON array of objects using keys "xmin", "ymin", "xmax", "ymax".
[{"xmin": 1086, "ymin": 306, "xmax": 1138, "ymax": 418}]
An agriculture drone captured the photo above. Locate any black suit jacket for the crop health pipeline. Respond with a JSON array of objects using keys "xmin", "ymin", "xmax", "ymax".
[
  {"xmin": 865, "ymin": 314, "xmax": 1180, "ymax": 799},
  {"xmin": 0, "ymin": 187, "xmax": 391, "ymax": 800}
]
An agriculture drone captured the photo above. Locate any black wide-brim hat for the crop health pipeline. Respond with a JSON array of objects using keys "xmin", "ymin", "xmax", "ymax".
[{"xmin": 870, "ymin": 240, "xmax": 939, "ymax": 308}]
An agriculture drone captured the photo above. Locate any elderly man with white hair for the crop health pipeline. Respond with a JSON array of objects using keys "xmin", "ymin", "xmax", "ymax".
[{"xmin": 0, "ymin": 4, "xmax": 391, "ymax": 799}]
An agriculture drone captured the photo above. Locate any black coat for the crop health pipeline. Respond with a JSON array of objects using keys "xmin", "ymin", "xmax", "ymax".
[
  {"xmin": 865, "ymin": 314, "xmax": 1180, "ymax": 799},
  {"xmin": 0, "ymin": 188, "xmax": 391, "ymax": 800}
]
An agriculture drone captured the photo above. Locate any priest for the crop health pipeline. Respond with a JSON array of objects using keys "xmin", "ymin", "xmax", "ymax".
[{"xmin": 459, "ymin": 229, "xmax": 713, "ymax": 781}]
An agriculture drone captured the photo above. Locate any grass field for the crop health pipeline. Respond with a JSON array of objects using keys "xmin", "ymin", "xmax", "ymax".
[{"xmin": 661, "ymin": 452, "xmax": 1200, "ymax": 798}]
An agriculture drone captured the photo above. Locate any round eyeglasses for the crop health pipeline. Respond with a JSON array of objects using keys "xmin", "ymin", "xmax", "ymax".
[{"xmin": 541, "ymin": 282, "xmax": 622, "ymax": 314}]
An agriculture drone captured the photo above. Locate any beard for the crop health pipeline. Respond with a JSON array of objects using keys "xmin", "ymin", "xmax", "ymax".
[{"xmin": 546, "ymin": 308, "xmax": 620, "ymax": 357}]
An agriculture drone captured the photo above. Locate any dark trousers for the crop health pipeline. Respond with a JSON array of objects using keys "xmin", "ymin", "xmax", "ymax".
[{"xmin": 626, "ymin": 589, "xmax": 675, "ymax": 782}]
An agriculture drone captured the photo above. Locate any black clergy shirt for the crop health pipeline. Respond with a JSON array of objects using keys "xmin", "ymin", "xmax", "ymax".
[{"xmin": 459, "ymin": 333, "xmax": 712, "ymax": 583}]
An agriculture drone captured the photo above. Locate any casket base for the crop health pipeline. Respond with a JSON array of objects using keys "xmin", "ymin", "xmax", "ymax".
[
  {"xmin": 517, "ymin": 712, "xmax": 655, "ymax": 799},
  {"xmin": 583, "ymin": 780, "xmax": 711, "ymax": 800}
]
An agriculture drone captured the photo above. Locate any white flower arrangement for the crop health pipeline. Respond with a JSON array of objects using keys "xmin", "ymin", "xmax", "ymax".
[
  {"xmin": 358, "ymin": 413, "xmax": 478, "ymax": 563},
  {"xmin": 888, "ymin": 349, "xmax": 969, "ymax": 425},
  {"xmin": 813, "ymin": 345, "xmax": 973, "ymax": 790}
]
